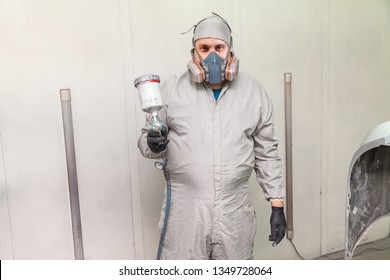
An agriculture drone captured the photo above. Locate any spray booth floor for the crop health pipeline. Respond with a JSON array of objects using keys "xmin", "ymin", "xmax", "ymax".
[{"xmin": 314, "ymin": 236, "xmax": 390, "ymax": 260}]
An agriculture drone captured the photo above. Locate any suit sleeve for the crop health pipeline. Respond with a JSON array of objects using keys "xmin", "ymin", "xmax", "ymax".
[{"xmin": 253, "ymin": 87, "xmax": 285, "ymax": 201}]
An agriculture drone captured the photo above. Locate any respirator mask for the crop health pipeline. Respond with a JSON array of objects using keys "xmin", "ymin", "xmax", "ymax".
[
  {"xmin": 187, "ymin": 49, "xmax": 239, "ymax": 84},
  {"xmin": 186, "ymin": 14, "xmax": 239, "ymax": 84}
]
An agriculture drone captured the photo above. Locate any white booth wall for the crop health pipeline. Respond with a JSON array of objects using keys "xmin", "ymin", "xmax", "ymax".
[{"xmin": 0, "ymin": 0, "xmax": 389, "ymax": 259}]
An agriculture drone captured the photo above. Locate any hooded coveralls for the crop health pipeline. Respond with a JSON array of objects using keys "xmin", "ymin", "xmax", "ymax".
[{"xmin": 138, "ymin": 71, "xmax": 284, "ymax": 260}]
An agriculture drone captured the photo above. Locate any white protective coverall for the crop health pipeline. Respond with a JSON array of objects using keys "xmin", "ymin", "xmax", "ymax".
[{"xmin": 138, "ymin": 71, "xmax": 284, "ymax": 260}]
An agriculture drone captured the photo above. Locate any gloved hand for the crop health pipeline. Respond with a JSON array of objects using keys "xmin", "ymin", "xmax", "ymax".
[
  {"xmin": 147, "ymin": 126, "xmax": 169, "ymax": 153},
  {"xmin": 269, "ymin": 206, "xmax": 287, "ymax": 247}
]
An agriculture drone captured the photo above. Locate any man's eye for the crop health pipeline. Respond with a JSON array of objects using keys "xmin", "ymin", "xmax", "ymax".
[{"xmin": 200, "ymin": 47, "xmax": 209, "ymax": 52}]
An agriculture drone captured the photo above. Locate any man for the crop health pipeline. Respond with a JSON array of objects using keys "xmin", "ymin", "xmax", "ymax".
[{"xmin": 138, "ymin": 14, "xmax": 286, "ymax": 260}]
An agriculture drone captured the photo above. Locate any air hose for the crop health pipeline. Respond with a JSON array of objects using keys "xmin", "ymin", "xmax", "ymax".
[{"xmin": 155, "ymin": 156, "xmax": 171, "ymax": 260}]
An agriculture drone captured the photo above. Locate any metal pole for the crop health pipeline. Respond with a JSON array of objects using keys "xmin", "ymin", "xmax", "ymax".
[
  {"xmin": 60, "ymin": 89, "xmax": 84, "ymax": 260},
  {"xmin": 284, "ymin": 73, "xmax": 294, "ymax": 240}
]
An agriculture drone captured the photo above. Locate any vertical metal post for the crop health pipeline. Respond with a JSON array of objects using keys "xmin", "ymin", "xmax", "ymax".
[
  {"xmin": 60, "ymin": 89, "xmax": 84, "ymax": 260},
  {"xmin": 284, "ymin": 73, "xmax": 294, "ymax": 240}
]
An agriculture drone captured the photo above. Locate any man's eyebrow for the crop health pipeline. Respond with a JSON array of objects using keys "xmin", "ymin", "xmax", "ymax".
[{"xmin": 198, "ymin": 43, "xmax": 226, "ymax": 48}]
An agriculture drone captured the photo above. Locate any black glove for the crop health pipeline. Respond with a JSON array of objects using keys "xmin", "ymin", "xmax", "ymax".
[
  {"xmin": 147, "ymin": 126, "xmax": 169, "ymax": 153},
  {"xmin": 269, "ymin": 206, "xmax": 287, "ymax": 246}
]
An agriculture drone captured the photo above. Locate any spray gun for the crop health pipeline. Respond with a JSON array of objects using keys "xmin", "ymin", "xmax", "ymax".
[
  {"xmin": 134, "ymin": 74, "xmax": 171, "ymax": 259},
  {"xmin": 134, "ymin": 74, "xmax": 164, "ymax": 133},
  {"xmin": 134, "ymin": 74, "xmax": 167, "ymax": 171}
]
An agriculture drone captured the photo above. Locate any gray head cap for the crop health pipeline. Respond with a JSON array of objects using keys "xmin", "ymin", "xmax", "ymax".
[{"xmin": 193, "ymin": 15, "xmax": 232, "ymax": 48}]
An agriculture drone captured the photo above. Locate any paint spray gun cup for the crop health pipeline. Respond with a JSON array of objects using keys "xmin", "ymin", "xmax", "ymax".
[{"xmin": 134, "ymin": 74, "xmax": 164, "ymax": 134}]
